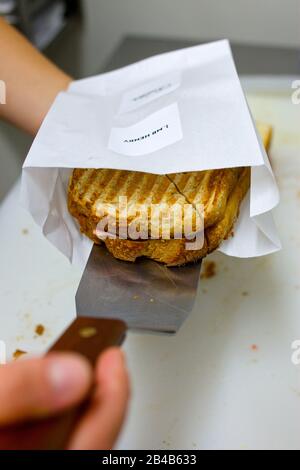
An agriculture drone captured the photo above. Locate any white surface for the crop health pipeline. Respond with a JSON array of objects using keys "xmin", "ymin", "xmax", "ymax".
[{"xmin": 0, "ymin": 77, "xmax": 300, "ymax": 450}]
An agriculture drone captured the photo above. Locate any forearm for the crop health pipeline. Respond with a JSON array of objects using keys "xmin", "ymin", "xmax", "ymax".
[{"xmin": 0, "ymin": 18, "xmax": 72, "ymax": 136}]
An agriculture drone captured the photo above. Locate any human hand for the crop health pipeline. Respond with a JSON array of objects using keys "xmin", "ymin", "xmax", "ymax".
[{"xmin": 0, "ymin": 348, "xmax": 130, "ymax": 449}]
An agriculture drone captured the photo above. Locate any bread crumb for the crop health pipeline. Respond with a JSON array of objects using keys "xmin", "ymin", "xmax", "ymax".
[
  {"xmin": 242, "ymin": 291, "xmax": 249, "ymax": 296},
  {"xmin": 13, "ymin": 350, "xmax": 27, "ymax": 360},
  {"xmin": 35, "ymin": 324, "xmax": 45, "ymax": 336},
  {"xmin": 201, "ymin": 261, "xmax": 216, "ymax": 279},
  {"xmin": 22, "ymin": 229, "xmax": 29, "ymax": 235},
  {"xmin": 251, "ymin": 344, "xmax": 259, "ymax": 352}
]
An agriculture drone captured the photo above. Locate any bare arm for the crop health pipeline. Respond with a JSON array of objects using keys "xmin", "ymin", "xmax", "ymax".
[
  {"xmin": 0, "ymin": 18, "xmax": 72, "ymax": 135},
  {"xmin": 0, "ymin": 20, "xmax": 131, "ymax": 450}
]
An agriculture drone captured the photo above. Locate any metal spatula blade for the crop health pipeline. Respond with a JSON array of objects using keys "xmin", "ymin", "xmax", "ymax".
[{"xmin": 76, "ymin": 244, "xmax": 202, "ymax": 334}]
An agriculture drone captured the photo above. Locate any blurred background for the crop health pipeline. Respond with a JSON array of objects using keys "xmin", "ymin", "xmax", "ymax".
[{"xmin": 0, "ymin": 0, "xmax": 300, "ymax": 201}]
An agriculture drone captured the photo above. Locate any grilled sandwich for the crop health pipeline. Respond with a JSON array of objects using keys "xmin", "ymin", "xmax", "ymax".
[{"xmin": 68, "ymin": 123, "xmax": 272, "ymax": 266}]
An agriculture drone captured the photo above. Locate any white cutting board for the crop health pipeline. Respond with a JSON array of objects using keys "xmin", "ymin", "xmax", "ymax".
[{"xmin": 0, "ymin": 77, "xmax": 299, "ymax": 450}]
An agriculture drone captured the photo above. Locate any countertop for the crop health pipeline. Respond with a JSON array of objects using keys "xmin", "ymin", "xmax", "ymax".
[{"xmin": 103, "ymin": 36, "xmax": 300, "ymax": 76}]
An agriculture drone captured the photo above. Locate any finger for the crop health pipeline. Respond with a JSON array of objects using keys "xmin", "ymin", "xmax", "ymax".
[
  {"xmin": 68, "ymin": 348, "xmax": 130, "ymax": 450},
  {"xmin": 0, "ymin": 353, "xmax": 93, "ymax": 425}
]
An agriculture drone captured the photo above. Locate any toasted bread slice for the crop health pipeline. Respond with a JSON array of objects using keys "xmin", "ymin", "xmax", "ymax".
[
  {"xmin": 256, "ymin": 122, "xmax": 273, "ymax": 150},
  {"xmin": 206, "ymin": 167, "xmax": 250, "ymax": 252},
  {"xmin": 103, "ymin": 168, "xmax": 250, "ymax": 265},
  {"xmin": 169, "ymin": 168, "xmax": 241, "ymax": 228}
]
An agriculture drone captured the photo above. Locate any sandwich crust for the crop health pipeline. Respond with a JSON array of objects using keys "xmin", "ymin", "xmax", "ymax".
[{"xmin": 104, "ymin": 237, "xmax": 208, "ymax": 267}]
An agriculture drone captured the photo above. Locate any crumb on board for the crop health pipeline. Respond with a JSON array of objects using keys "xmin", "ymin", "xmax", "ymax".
[
  {"xmin": 242, "ymin": 291, "xmax": 249, "ymax": 296},
  {"xmin": 13, "ymin": 350, "xmax": 27, "ymax": 360},
  {"xmin": 133, "ymin": 295, "xmax": 139, "ymax": 300},
  {"xmin": 35, "ymin": 324, "xmax": 45, "ymax": 336},
  {"xmin": 200, "ymin": 261, "xmax": 216, "ymax": 279},
  {"xmin": 250, "ymin": 344, "xmax": 259, "ymax": 352},
  {"xmin": 22, "ymin": 228, "xmax": 29, "ymax": 235}
]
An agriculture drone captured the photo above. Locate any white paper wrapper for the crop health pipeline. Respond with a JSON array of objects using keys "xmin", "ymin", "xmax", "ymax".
[{"xmin": 21, "ymin": 40, "xmax": 281, "ymax": 269}]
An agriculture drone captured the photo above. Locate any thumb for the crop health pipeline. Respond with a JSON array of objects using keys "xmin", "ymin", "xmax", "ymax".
[{"xmin": 0, "ymin": 353, "xmax": 92, "ymax": 426}]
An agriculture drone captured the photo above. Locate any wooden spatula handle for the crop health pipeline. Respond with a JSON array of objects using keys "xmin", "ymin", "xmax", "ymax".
[{"xmin": 2, "ymin": 317, "xmax": 127, "ymax": 450}]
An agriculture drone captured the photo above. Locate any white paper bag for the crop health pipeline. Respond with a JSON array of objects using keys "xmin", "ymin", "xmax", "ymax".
[{"xmin": 21, "ymin": 40, "xmax": 281, "ymax": 269}]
